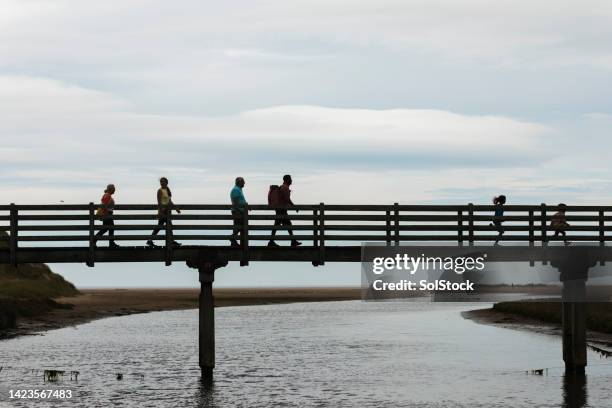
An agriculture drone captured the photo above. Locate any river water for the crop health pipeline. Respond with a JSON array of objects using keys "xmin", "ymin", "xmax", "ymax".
[{"xmin": 1, "ymin": 300, "xmax": 611, "ymax": 407}]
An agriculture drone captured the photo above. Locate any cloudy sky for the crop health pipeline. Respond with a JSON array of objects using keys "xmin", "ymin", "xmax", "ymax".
[{"xmin": 2, "ymin": 1, "xmax": 612, "ymax": 287}]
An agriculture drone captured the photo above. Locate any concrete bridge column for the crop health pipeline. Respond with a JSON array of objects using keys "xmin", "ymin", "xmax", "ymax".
[
  {"xmin": 562, "ymin": 279, "xmax": 587, "ymax": 374},
  {"xmin": 199, "ymin": 263, "xmax": 216, "ymax": 379},
  {"xmin": 554, "ymin": 251, "xmax": 591, "ymax": 374},
  {"xmin": 187, "ymin": 255, "xmax": 228, "ymax": 381}
]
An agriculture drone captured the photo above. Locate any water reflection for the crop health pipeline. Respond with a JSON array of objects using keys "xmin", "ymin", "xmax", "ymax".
[
  {"xmin": 195, "ymin": 376, "xmax": 215, "ymax": 407},
  {"xmin": 563, "ymin": 373, "xmax": 587, "ymax": 408}
]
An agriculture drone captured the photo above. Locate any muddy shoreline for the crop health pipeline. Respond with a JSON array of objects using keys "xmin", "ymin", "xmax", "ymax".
[
  {"xmin": 1, "ymin": 287, "xmax": 362, "ymax": 340},
  {"xmin": 463, "ymin": 307, "xmax": 612, "ymax": 351}
]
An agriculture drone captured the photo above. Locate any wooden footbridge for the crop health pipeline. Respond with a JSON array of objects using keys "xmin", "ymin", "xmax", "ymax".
[{"xmin": 2, "ymin": 203, "xmax": 611, "ymax": 378}]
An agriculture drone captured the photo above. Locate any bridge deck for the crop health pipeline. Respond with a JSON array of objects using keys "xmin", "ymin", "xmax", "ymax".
[{"xmin": 2, "ymin": 245, "xmax": 612, "ymax": 265}]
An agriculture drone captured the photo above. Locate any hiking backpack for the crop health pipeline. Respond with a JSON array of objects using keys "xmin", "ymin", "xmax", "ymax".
[{"xmin": 268, "ymin": 185, "xmax": 281, "ymax": 206}]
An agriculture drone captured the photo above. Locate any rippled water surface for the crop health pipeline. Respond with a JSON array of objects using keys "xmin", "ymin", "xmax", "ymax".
[{"xmin": 1, "ymin": 300, "xmax": 611, "ymax": 407}]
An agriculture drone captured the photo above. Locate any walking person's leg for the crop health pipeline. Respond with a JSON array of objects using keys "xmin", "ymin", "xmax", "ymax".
[
  {"xmin": 231, "ymin": 210, "xmax": 241, "ymax": 246},
  {"xmin": 94, "ymin": 220, "xmax": 108, "ymax": 244},
  {"xmin": 268, "ymin": 210, "xmax": 282, "ymax": 246},
  {"xmin": 148, "ymin": 217, "xmax": 166, "ymax": 247},
  {"xmin": 285, "ymin": 219, "xmax": 294, "ymax": 237},
  {"xmin": 108, "ymin": 218, "xmax": 117, "ymax": 247},
  {"xmin": 96, "ymin": 218, "xmax": 117, "ymax": 247},
  {"xmin": 283, "ymin": 210, "xmax": 301, "ymax": 247},
  {"xmin": 494, "ymin": 220, "xmax": 504, "ymax": 244},
  {"xmin": 561, "ymin": 230, "xmax": 570, "ymax": 245},
  {"xmin": 164, "ymin": 217, "xmax": 180, "ymax": 246},
  {"xmin": 152, "ymin": 218, "xmax": 165, "ymax": 235},
  {"xmin": 167, "ymin": 217, "xmax": 180, "ymax": 246}
]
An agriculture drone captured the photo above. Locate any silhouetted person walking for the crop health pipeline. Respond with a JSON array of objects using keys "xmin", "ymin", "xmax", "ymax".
[
  {"xmin": 230, "ymin": 177, "xmax": 247, "ymax": 247},
  {"xmin": 268, "ymin": 175, "xmax": 301, "ymax": 247},
  {"xmin": 490, "ymin": 195, "xmax": 506, "ymax": 245},
  {"xmin": 95, "ymin": 184, "xmax": 119, "ymax": 248},
  {"xmin": 147, "ymin": 177, "xmax": 181, "ymax": 248},
  {"xmin": 551, "ymin": 203, "xmax": 571, "ymax": 245}
]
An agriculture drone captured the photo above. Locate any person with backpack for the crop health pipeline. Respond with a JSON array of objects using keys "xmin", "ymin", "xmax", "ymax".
[
  {"xmin": 94, "ymin": 184, "xmax": 119, "ymax": 248},
  {"xmin": 551, "ymin": 203, "xmax": 571, "ymax": 245},
  {"xmin": 230, "ymin": 177, "xmax": 248, "ymax": 247},
  {"xmin": 146, "ymin": 177, "xmax": 181, "ymax": 248},
  {"xmin": 268, "ymin": 174, "xmax": 301, "ymax": 247},
  {"xmin": 489, "ymin": 195, "xmax": 506, "ymax": 245}
]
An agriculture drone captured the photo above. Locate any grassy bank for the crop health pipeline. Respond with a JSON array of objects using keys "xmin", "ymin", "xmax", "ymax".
[
  {"xmin": 0, "ymin": 231, "xmax": 79, "ymax": 332},
  {"xmin": 0, "ymin": 262, "xmax": 79, "ymax": 299},
  {"xmin": 493, "ymin": 302, "xmax": 612, "ymax": 334}
]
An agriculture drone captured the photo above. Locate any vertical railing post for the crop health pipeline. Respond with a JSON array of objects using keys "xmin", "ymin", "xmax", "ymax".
[
  {"xmin": 529, "ymin": 209, "xmax": 535, "ymax": 266},
  {"xmin": 241, "ymin": 204, "xmax": 249, "ymax": 266},
  {"xmin": 386, "ymin": 208, "xmax": 391, "ymax": 246},
  {"xmin": 599, "ymin": 210, "xmax": 604, "ymax": 245},
  {"xmin": 88, "ymin": 202, "xmax": 95, "ymax": 267},
  {"xmin": 458, "ymin": 210, "xmax": 464, "ymax": 245},
  {"xmin": 313, "ymin": 208, "xmax": 319, "ymax": 248},
  {"xmin": 9, "ymin": 203, "xmax": 17, "ymax": 267},
  {"xmin": 541, "ymin": 203, "xmax": 547, "ymax": 265},
  {"xmin": 468, "ymin": 203, "xmax": 474, "ymax": 246},
  {"xmin": 528, "ymin": 210, "xmax": 535, "ymax": 245},
  {"xmin": 540, "ymin": 203, "xmax": 548, "ymax": 244},
  {"xmin": 599, "ymin": 210, "xmax": 605, "ymax": 266},
  {"xmin": 393, "ymin": 203, "xmax": 399, "ymax": 246},
  {"xmin": 165, "ymin": 206, "xmax": 173, "ymax": 266},
  {"xmin": 318, "ymin": 203, "xmax": 325, "ymax": 265}
]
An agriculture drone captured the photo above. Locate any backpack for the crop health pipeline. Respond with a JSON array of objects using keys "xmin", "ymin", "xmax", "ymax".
[
  {"xmin": 95, "ymin": 207, "xmax": 105, "ymax": 218},
  {"xmin": 268, "ymin": 185, "xmax": 281, "ymax": 206}
]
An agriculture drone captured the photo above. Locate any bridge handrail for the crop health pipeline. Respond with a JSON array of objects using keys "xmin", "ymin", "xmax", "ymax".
[
  {"xmin": 3, "ymin": 203, "xmax": 612, "ymax": 211},
  {"xmin": 1, "ymin": 203, "xmax": 610, "ymax": 267}
]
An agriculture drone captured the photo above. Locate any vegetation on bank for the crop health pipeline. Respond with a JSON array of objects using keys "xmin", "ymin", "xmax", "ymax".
[
  {"xmin": 0, "ymin": 262, "xmax": 79, "ymax": 299},
  {"xmin": 493, "ymin": 301, "xmax": 612, "ymax": 334},
  {"xmin": 0, "ymin": 231, "xmax": 79, "ymax": 331}
]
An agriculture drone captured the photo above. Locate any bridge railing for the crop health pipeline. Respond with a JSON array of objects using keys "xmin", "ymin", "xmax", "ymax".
[{"xmin": 1, "ymin": 204, "xmax": 611, "ymax": 265}]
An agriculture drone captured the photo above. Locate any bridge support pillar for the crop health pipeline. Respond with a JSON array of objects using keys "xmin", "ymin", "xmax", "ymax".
[
  {"xmin": 562, "ymin": 279, "xmax": 587, "ymax": 374},
  {"xmin": 187, "ymin": 256, "xmax": 228, "ymax": 382},
  {"xmin": 199, "ymin": 263, "xmax": 216, "ymax": 380},
  {"xmin": 554, "ymin": 252, "xmax": 591, "ymax": 375}
]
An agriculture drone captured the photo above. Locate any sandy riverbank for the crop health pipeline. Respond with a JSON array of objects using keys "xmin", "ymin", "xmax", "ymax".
[
  {"xmin": 2, "ymin": 287, "xmax": 361, "ymax": 339},
  {"xmin": 463, "ymin": 307, "xmax": 612, "ymax": 353}
]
